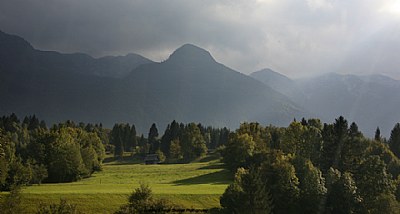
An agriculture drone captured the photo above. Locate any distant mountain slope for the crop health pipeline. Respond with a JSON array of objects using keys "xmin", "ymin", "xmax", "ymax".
[
  {"xmin": 250, "ymin": 68, "xmax": 297, "ymax": 97},
  {"xmin": 251, "ymin": 70, "xmax": 400, "ymax": 137},
  {"xmin": 295, "ymin": 73, "xmax": 400, "ymax": 136},
  {"xmin": 0, "ymin": 30, "xmax": 152, "ymax": 78},
  {"xmin": 104, "ymin": 44, "xmax": 304, "ymax": 131},
  {"xmin": 0, "ymin": 31, "xmax": 303, "ymax": 132}
]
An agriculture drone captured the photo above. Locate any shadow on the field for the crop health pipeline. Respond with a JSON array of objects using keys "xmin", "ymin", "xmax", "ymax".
[
  {"xmin": 198, "ymin": 164, "xmax": 225, "ymax": 170},
  {"xmin": 172, "ymin": 170, "xmax": 231, "ymax": 185},
  {"xmin": 103, "ymin": 155, "xmax": 143, "ymax": 165},
  {"xmin": 197, "ymin": 154, "xmax": 221, "ymax": 163}
]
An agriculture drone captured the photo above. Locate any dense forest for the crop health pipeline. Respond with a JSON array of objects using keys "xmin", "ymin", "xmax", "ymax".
[
  {"xmin": 1, "ymin": 114, "xmax": 400, "ymax": 213},
  {"xmin": 109, "ymin": 121, "xmax": 229, "ymax": 163},
  {"xmin": 0, "ymin": 114, "xmax": 107, "ymax": 188},
  {"xmin": 220, "ymin": 117, "xmax": 400, "ymax": 213},
  {"xmin": 0, "ymin": 114, "xmax": 229, "ymax": 190}
]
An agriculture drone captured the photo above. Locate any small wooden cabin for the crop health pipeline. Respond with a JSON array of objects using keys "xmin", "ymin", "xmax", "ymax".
[{"xmin": 144, "ymin": 154, "xmax": 160, "ymax": 165}]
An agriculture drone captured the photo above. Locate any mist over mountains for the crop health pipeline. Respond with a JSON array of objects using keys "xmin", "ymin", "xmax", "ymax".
[
  {"xmin": 0, "ymin": 30, "xmax": 302, "ymax": 133},
  {"xmin": 250, "ymin": 69, "xmax": 400, "ymax": 137}
]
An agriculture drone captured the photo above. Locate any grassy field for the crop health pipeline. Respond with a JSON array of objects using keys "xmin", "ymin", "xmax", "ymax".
[{"xmin": 18, "ymin": 156, "xmax": 231, "ymax": 213}]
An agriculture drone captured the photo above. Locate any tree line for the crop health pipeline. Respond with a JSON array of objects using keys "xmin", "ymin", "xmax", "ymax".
[
  {"xmin": 110, "ymin": 120, "xmax": 229, "ymax": 163},
  {"xmin": 0, "ymin": 114, "xmax": 230, "ymax": 190},
  {"xmin": 2, "ymin": 113, "xmax": 400, "ymax": 213},
  {"xmin": 0, "ymin": 114, "xmax": 107, "ymax": 190}
]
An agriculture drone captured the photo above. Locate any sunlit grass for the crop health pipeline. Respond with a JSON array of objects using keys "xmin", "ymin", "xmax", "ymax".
[{"xmin": 20, "ymin": 156, "xmax": 231, "ymax": 213}]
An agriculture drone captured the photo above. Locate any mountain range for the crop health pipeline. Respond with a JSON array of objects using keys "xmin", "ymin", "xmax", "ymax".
[
  {"xmin": 250, "ymin": 69, "xmax": 400, "ymax": 137},
  {"xmin": 1, "ymin": 30, "xmax": 398, "ymax": 136},
  {"xmin": 0, "ymin": 30, "xmax": 302, "ymax": 133}
]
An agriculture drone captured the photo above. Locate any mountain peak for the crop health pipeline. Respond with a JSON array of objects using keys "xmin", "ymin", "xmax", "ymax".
[
  {"xmin": 252, "ymin": 68, "xmax": 285, "ymax": 77},
  {"xmin": 167, "ymin": 44, "xmax": 216, "ymax": 64},
  {"xmin": 0, "ymin": 30, "xmax": 34, "ymax": 51},
  {"xmin": 256, "ymin": 68, "xmax": 276, "ymax": 74},
  {"xmin": 251, "ymin": 68, "xmax": 292, "ymax": 82}
]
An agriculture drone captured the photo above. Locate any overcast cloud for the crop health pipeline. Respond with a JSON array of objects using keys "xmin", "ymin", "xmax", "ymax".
[{"xmin": 0, "ymin": 0, "xmax": 399, "ymax": 78}]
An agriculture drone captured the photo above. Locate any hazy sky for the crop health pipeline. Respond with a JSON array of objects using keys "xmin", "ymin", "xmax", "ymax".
[{"xmin": 1, "ymin": 0, "xmax": 399, "ymax": 78}]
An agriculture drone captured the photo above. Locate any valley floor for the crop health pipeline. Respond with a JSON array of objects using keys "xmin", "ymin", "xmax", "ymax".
[{"xmin": 19, "ymin": 157, "xmax": 231, "ymax": 213}]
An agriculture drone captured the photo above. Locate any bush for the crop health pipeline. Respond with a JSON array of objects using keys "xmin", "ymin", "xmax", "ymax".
[
  {"xmin": 36, "ymin": 199, "xmax": 81, "ymax": 214},
  {"xmin": 116, "ymin": 183, "xmax": 176, "ymax": 214},
  {"xmin": 0, "ymin": 186, "xmax": 25, "ymax": 214}
]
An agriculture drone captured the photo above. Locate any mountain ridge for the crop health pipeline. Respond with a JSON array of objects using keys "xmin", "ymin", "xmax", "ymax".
[
  {"xmin": 0, "ymin": 30, "xmax": 303, "ymax": 133},
  {"xmin": 0, "ymin": 30, "xmax": 153, "ymax": 78}
]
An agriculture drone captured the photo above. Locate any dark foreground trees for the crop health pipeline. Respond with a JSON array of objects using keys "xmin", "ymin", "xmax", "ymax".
[
  {"xmin": 220, "ymin": 167, "xmax": 273, "ymax": 214},
  {"xmin": 389, "ymin": 123, "xmax": 400, "ymax": 159},
  {"xmin": 220, "ymin": 118, "xmax": 400, "ymax": 213}
]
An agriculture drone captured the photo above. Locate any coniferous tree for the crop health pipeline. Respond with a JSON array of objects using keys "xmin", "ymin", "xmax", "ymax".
[
  {"xmin": 129, "ymin": 125, "xmax": 137, "ymax": 152},
  {"xmin": 138, "ymin": 134, "xmax": 148, "ymax": 156},
  {"xmin": 331, "ymin": 117, "xmax": 349, "ymax": 163},
  {"xmin": 111, "ymin": 124, "xmax": 124, "ymax": 158},
  {"xmin": 389, "ymin": 123, "xmax": 400, "ymax": 158},
  {"xmin": 39, "ymin": 120, "xmax": 47, "ymax": 129},
  {"xmin": 301, "ymin": 117, "xmax": 308, "ymax": 126},
  {"xmin": 122, "ymin": 124, "xmax": 131, "ymax": 152},
  {"xmin": 160, "ymin": 121, "xmax": 182, "ymax": 158},
  {"xmin": 348, "ymin": 122, "xmax": 362, "ymax": 139},
  {"xmin": 321, "ymin": 124, "xmax": 335, "ymax": 171},
  {"xmin": 375, "ymin": 127, "xmax": 382, "ymax": 142},
  {"xmin": 322, "ymin": 117, "xmax": 348, "ymax": 170},
  {"xmin": 216, "ymin": 127, "xmax": 230, "ymax": 148},
  {"xmin": 0, "ymin": 154, "xmax": 7, "ymax": 187},
  {"xmin": 148, "ymin": 123, "xmax": 159, "ymax": 154},
  {"xmin": 160, "ymin": 124, "xmax": 172, "ymax": 157}
]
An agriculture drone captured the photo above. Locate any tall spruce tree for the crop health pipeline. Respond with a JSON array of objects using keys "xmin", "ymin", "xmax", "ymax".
[
  {"xmin": 389, "ymin": 123, "xmax": 400, "ymax": 158},
  {"xmin": 375, "ymin": 127, "xmax": 382, "ymax": 142},
  {"xmin": 129, "ymin": 125, "xmax": 137, "ymax": 152},
  {"xmin": 322, "ymin": 116, "xmax": 348, "ymax": 170},
  {"xmin": 148, "ymin": 123, "xmax": 159, "ymax": 154},
  {"xmin": 160, "ymin": 121, "xmax": 181, "ymax": 158},
  {"xmin": 111, "ymin": 124, "xmax": 124, "ymax": 158}
]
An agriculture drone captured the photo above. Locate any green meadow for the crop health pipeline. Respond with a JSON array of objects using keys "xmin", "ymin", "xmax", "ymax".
[{"xmin": 18, "ymin": 156, "xmax": 231, "ymax": 213}]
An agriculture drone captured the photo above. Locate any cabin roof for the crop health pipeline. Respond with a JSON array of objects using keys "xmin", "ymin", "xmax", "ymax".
[{"xmin": 144, "ymin": 154, "xmax": 159, "ymax": 161}]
